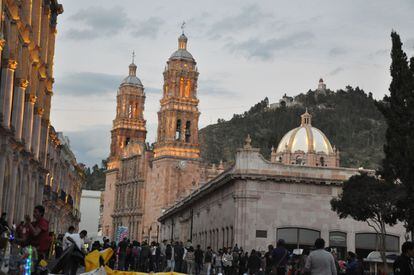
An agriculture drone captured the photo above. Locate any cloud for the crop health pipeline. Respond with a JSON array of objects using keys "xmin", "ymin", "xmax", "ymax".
[
  {"xmin": 406, "ymin": 38, "xmax": 414, "ymax": 50},
  {"xmin": 54, "ymin": 72, "xmax": 162, "ymax": 97},
  {"xmin": 64, "ymin": 125, "xmax": 111, "ymax": 167},
  {"xmin": 329, "ymin": 67, "xmax": 344, "ymax": 76},
  {"xmin": 198, "ymin": 79, "xmax": 236, "ymax": 97},
  {"xmin": 329, "ymin": 47, "xmax": 348, "ymax": 56},
  {"xmin": 65, "ymin": 6, "xmax": 129, "ymax": 40},
  {"xmin": 226, "ymin": 31, "xmax": 314, "ymax": 60},
  {"xmin": 131, "ymin": 17, "xmax": 165, "ymax": 39},
  {"xmin": 207, "ymin": 4, "xmax": 273, "ymax": 39},
  {"xmin": 55, "ymin": 72, "xmax": 122, "ymax": 96}
]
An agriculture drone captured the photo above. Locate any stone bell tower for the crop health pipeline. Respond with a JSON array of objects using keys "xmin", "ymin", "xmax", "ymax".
[
  {"xmin": 143, "ymin": 30, "xmax": 202, "ymax": 241},
  {"xmin": 108, "ymin": 57, "xmax": 147, "ymax": 167},
  {"xmin": 153, "ymin": 30, "xmax": 200, "ymax": 159},
  {"xmin": 102, "ymin": 55, "xmax": 146, "ymax": 238}
]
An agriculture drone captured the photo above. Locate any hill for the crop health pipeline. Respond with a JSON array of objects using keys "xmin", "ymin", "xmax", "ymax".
[{"xmin": 199, "ymin": 86, "xmax": 386, "ymax": 169}]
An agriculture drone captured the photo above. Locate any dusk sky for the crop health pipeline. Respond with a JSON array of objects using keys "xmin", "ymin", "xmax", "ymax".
[{"xmin": 51, "ymin": 0, "xmax": 414, "ymax": 167}]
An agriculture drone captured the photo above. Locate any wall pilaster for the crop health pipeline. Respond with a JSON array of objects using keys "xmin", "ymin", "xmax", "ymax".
[
  {"xmin": 12, "ymin": 79, "xmax": 29, "ymax": 140},
  {"xmin": 7, "ymin": 155, "xmax": 19, "ymax": 225},
  {"xmin": 23, "ymin": 94, "xmax": 36, "ymax": 151},
  {"xmin": 0, "ymin": 59, "xmax": 18, "ymax": 128},
  {"xmin": 32, "ymin": 107, "xmax": 44, "ymax": 159}
]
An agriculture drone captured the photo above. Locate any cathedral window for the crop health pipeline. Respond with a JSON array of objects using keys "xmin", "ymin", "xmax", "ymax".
[
  {"xmin": 185, "ymin": 80, "xmax": 191, "ymax": 97},
  {"xmin": 320, "ymin": 157, "xmax": 325, "ymax": 166},
  {"xmin": 176, "ymin": 119, "xmax": 182, "ymax": 140},
  {"xmin": 180, "ymin": 78, "xmax": 184, "ymax": 97},
  {"xmin": 128, "ymin": 104, "xmax": 133, "ymax": 118},
  {"xmin": 185, "ymin": 121, "xmax": 191, "ymax": 142}
]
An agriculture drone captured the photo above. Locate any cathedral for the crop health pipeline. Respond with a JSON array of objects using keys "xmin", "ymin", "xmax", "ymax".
[
  {"xmin": 102, "ymin": 31, "xmax": 406, "ymax": 255},
  {"xmin": 102, "ymin": 31, "xmax": 223, "ymax": 241}
]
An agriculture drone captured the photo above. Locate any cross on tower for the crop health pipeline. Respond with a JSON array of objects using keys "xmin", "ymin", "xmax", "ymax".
[
  {"xmin": 132, "ymin": 50, "xmax": 136, "ymax": 64},
  {"xmin": 181, "ymin": 21, "xmax": 186, "ymax": 34}
]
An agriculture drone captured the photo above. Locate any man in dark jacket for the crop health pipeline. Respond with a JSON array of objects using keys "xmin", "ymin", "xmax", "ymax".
[
  {"xmin": 195, "ymin": 244, "xmax": 204, "ymax": 275},
  {"xmin": 272, "ymin": 239, "xmax": 289, "ymax": 274},
  {"xmin": 394, "ymin": 241, "xmax": 414, "ymax": 275}
]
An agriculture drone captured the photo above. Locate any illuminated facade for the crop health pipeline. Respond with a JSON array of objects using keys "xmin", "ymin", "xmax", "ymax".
[
  {"xmin": 102, "ymin": 32, "xmax": 222, "ymax": 241},
  {"xmin": 0, "ymin": 0, "xmax": 83, "ymax": 232}
]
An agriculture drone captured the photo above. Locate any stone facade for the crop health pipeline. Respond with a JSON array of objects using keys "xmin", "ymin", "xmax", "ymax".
[
  {"xmin": 159, "ymin": 139, "xmax": 406, "ymax": 256},
  {"xmin": 0, "ymin": 0, "xmax": 84, "ymax": 232},
  {"xmin": 102, "ymin": 33, "xmax": 222, "ymax": 242}
]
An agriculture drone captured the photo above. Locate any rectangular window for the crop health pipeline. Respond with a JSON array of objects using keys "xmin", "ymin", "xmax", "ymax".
[{"xmin": 256, "ymin": 230, "xmax": 267, "ymax": 238}]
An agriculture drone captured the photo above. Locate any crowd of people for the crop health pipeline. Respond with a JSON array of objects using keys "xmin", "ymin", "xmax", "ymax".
[
  {"xmin": 0, "ymin": 206, "xmax": 89, "ymax": 274},
  {"xmin": 2, "ymin": 207, "xmax": 414, "ymax": 275},
  {"xmin": 85, "ymin": 237, "xmax": 365, "ymax": 275}
]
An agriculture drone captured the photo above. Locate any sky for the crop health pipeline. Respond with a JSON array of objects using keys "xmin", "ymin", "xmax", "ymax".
[{"xmin": 51, "ymin": 0, "xmax": 414, "ymax": 167}]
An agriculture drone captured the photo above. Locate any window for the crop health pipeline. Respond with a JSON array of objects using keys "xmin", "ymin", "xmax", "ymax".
[
  {"xmin": 295, "ymin": 156, "xmax": 303, "ymax": 165},
  {"xmin": 176, "ymin": 119, "xmax": 181, "ymax": 140},
  {"xmin": 277, "ymin": 227, "xmax": 320, "ymax": 251},
  {"xmin": 185, "ymin": 121, "xmax": 191, "ymax": 142},
  {"xmin": 128, "ymin": 104, "xmax": 133, "ymax": 118},
  {"xmin": 320, "ymin": 157, "xmax": 325, "ymax": 166},
  {"xmin": 355, "ymin": 233, "xmax": 399, "ymax": 258},
  {"xmin": 256, "ymin": 230, "xmax": 267, "ymax": 238},
  {"xmin": 329, "ymin": 232, "xmax": 347, "ymax": 260}
]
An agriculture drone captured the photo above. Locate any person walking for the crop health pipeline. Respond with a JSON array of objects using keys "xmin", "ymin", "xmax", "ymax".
[
  {"xmin": 185, "ymin": 246, "xmax": 196, "ymax": 274},
  {"xmin": 222, "ymin": 248, "xmax": 234, "ymax": 275},
  {"xmin": 118, "ymin": 237, "xmax": 129, "ymax": 270},
  {"xmin": 204, "ymin": 246, "xmax": 213, "ymax": 275},
  {"xmin": 272, "ymin": 239, "xmax": 289, "ymax": 275},
  {"xmin": 304, "ymin": 238, "xmax": 337, "ymax": 275},
  {"xmin": 264, "ymin": 245, "xmax": 273, "ymax": 275},
  {"xmin": 393, "ymin": 241, "xmax": 414, "ymax": 275},
  {"xmin": 166, "ymin": 243, "xmax": 175, "ymax": 271},
  {"xmin": 247, "ymin": 249, "xmax": 261, "ymax": 275},
  {"xmin": 195, "ymin": 244, "xmax": 204, "ymax": 275}
]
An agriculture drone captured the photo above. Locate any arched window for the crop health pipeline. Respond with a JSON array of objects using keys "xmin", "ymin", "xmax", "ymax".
[
  {"xmin": 128, "ymin": 104, "xmax": 133, "ymax": 118},
  {"xmin": 176, "ymin": 119, "xmax": 181, "ymax": 140},
  {"xmin": 185, "ymin": 121, "xmax": 191, "ymax": 142},
  {"xmin": 320, "ymin": 157, "xmax": 325, "ymax": 166},
  {"xmin": 179, "ymin": 78, "xmax": 184, "ymax": 97},
  {"xmin": 185, "ymin": 80, "xmax": 191, "ymax": 97},
  {"xmin": 295, "ymin": 156, "xmax": 303, "ymax": 165}
]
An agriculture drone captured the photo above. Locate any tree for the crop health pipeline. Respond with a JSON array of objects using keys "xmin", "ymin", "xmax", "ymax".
[
  {"xmin": 331, "ymin": 173, "xmax": 401, "ymax": 271},
  {"xmin": 376, "ymin": 32, "xmax": 414, "ymax": 232}
]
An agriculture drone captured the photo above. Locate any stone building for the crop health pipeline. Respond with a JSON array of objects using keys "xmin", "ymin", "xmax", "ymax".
[
  {"xmin": 0, "ymin": 0, "xmax": 83, "ymax": 231},
  {"xmin": 158, "ymin": 116, "xmax": 406, "ymax": 258},
  {"xmin": 102, "ymin": 32, "xmax": 220, "ymax": 241}
]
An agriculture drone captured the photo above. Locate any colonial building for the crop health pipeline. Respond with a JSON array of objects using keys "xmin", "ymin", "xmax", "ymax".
[
  {"xmin": 0, "ymin": 0, "xmax": 83, "ymax": 231},
  {"xmin": 102, "ymin": 32, "xmax": 221, "ymax": 241},
  {"xmin": 158, "ymin": 115, "xmax": 406, "ymax": 258}
]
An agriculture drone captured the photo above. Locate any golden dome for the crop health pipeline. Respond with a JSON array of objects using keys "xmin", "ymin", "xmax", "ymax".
[{"xmin": 276, "ymin": 110, "xmax": 334, "ymax": 155}]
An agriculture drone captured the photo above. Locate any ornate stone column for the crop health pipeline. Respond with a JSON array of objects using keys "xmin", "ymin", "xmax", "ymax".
[
  {"xmin": 23, "ymin": 94, "xmax": 36, "ymax": 151},
  {"xmin": 12, "ymin": 79, "xmax": 29, "ymax": 141},
  {"xmin": 0, "ymin": 59, "xmax": 18, "ymax": 129},
  {"xmin": 32, "ymin": 107, "xmax": 44, "ymax": 160},
  {"xmin": 7, "ymin": 155, "xmax": 19, "ymax": 225}
]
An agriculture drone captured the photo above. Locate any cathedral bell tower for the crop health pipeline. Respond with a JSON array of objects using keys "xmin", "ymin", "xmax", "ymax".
[
  {"xmin": 153, "ymin": 31, "xmax": 200, "ymax": 159},
  {"xmin": 108, "ymin": 57, "xmax": 147, "ymax": 168}
]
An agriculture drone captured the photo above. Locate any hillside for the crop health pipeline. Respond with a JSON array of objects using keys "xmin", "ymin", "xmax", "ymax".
[{"xmin": 199, "ymin": 86, "xmax": 386, "ymax": 169}]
